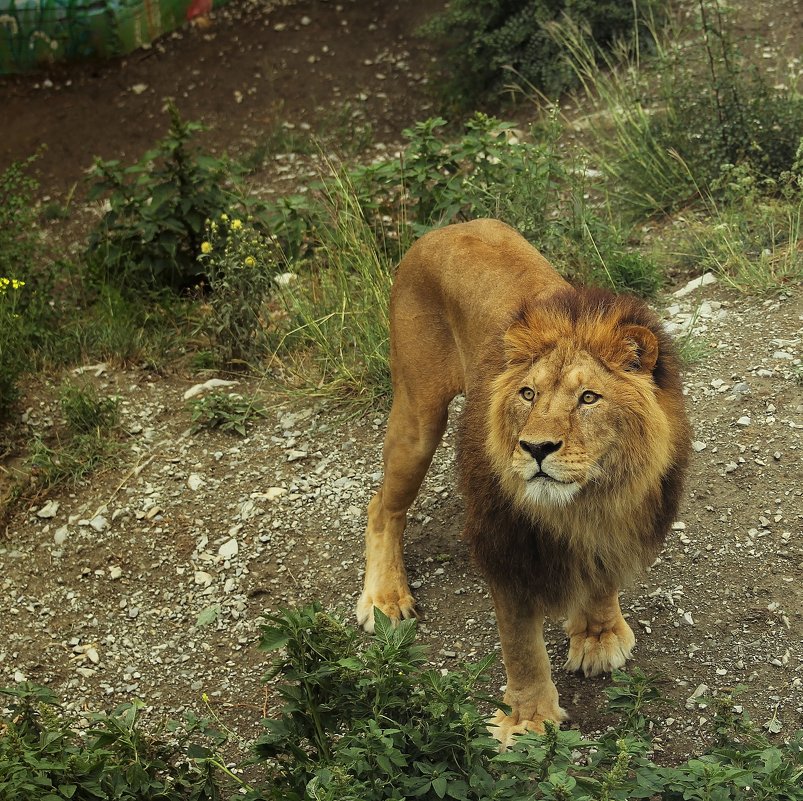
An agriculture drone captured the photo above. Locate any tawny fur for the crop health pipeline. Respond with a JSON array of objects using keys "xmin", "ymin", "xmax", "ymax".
[{"xmin": 357, "ymin": 219, "xmax": 691, "ymax": 747}]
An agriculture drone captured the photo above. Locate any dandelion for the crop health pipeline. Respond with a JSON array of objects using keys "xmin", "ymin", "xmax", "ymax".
[
  {"xmin": 201, "ymin": 241, "xmax": 213, "ymax": 254},
  {"xmin": 231, "ymin": 219, "xmax": 243, "ymax": 231},
  {"xmin": 244, "ymin": 256, "xmax": 256, "ymax": 267}
]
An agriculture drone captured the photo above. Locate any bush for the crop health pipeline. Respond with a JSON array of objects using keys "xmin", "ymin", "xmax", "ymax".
[
  {"xmin": 421, "ymin": 0, "xmax": 661, "ymax": 111},
  {"xmin": 0, "ymin": 684, "xmax": 226, "ymax": 800},
  {"xmin": 253, "ymin": 602, "xmax": 803, "ymax": 801},
  {"xmin": 87, "ymin": 104, "xmax": 248, "ymax": 291}
]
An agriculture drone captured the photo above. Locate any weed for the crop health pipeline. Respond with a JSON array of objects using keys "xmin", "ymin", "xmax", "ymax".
[
  {"xmin": 277, "ymin": 168, "xmax": 394, "ymax": 405},
  {"xmin": 196, "ymin": 214, "xmax": 281, "ymax": 368},
  {"xmin": 87, "ymin": 104, "xmax": 252, "ymax": 291},
  {"xmin": 25, "ymin": 383, "xmax": 121, "ymax": 491},
  {"xmin": 188, "ymin": 391, "xmax": 268, "ymax": 436}
]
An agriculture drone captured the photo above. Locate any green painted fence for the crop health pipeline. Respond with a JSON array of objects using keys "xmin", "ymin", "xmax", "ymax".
[{"xmin": 0, "ymin": 0, "xmax": 224, "ymax": 73}]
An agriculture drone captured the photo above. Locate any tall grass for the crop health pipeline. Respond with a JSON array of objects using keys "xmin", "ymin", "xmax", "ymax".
[
  {"xmin": 276, "ymin": 169, "xmax": 394, "ymax": 406},
  {"xmin": 548, "ymin": 4, "xmax": 803, "ymax": 219}
]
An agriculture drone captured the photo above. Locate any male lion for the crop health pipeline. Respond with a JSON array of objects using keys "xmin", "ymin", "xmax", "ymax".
[{"xmin": 357, "ymin": 219, "xmax": 691, "ymax": 746}]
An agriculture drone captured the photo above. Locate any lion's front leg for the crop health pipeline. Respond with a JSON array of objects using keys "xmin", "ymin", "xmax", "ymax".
[
  {"xmin": 564, "ymin": 590, "xmax": 635, "ymax": 677},
  {"xmin": 356, "ymin": 489, "xmax": 417, "ymax": 633},
  {"xmin": 489, "ymin": 588, "xmax": 568, "ymax": 749}
]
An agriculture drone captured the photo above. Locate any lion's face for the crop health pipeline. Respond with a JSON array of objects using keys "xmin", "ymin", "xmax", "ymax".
[{"xmin": 486, "ymin": 311, "xmax": 674, "ymax": 512}]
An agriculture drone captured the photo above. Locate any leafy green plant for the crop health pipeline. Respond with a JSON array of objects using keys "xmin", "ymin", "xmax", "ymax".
[
  {"xmin": 421, "ymin": 0, "xmax": 660, "ymax": 111},
  {"xmin": 0, "ymin": 683, "xmax": 228, "ymax": 800},
  {"xmin": 87, "ymin": 104, "xmax": 247, "ymax": 291},
  {"xmin": 253, "ymin": 602, "xmax": 803, "ymax": 801},
  {"xmin": 0, "ymin": 275, "xmax": 28, "ymax": 421},
  {"xmin": 196, "ymin": 214, "xmax": 280, "ymax": 367},
  {"xmin": 60, "ymin": 382, "xmax": 119, "ymax": 435},
  {"xmin": 188, "ymin": 391, "xmax": 268, "ymax": 436}
]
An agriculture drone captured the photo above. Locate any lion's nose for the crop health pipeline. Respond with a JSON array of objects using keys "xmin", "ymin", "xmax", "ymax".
[{"xmin": 519, "ymin": 439, "xmax": 562, "ymax": 465}]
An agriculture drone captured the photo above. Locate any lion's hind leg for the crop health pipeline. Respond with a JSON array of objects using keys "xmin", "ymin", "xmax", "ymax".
[
  {"xmin": 356, "ymin": 396, "xmax": 449, "ymax": 633},
  {"xmin": 564, "ymin": 591, "xmax": 635, "ymax": 677}
]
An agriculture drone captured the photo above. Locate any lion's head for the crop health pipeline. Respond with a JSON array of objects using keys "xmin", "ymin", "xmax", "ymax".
[{"xmin": 484, "ymin": 288, "xmax": 688, "ymax": 516}]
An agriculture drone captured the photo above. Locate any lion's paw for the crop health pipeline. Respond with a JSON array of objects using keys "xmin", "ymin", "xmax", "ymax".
[
  {"xmin": 489, "ymin": 704, "xmax": 568, "ymax": 750},
  {"xmin": 356, "ymin": 588, "xmax": 417, "ymax": 633},
  {"xmin": 564, "ymin": 618, "xmax": 636, "ymax": 677}
]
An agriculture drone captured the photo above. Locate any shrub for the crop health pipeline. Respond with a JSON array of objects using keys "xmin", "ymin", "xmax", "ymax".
[
  {"xmin": 0, "ymin": 684, "xmax": 227, "ymax": 800},
  {"xmin": 421, "ymin": 0, "xmax": 660, "ymax": 111},
  {"xmin": 87, "ymin": 104, "xmax": 248, "ymax": 291},
  {"xmin": 254, "ymin": 602, "xmax": 803, "ymax": 801}
]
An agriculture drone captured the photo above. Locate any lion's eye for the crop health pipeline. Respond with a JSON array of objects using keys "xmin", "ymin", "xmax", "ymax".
[
  {"xmin": 519, "ymin": 387, "xmax": 535, "ymax": 402},
  {"xmin": 580, "ymin": 391, "xmax": 601, "ymax": 405}
]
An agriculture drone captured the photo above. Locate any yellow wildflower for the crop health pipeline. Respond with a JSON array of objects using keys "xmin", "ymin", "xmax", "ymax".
[
  {"xmin": 231, "ymin": 219, "xmax": 243, "ymax": 231},
  {"xmin": 11, "ymin": 279, "xmax": 24, "ymax": 289},
  {"xmin": 220, "ymin": 213, "xmax": 229, "ymax": 222},
  {"xmin": 244, "ymin": 256, "xmax": 256, "ymax": 267},
  {"xmin": 201, "ymin": 241, "xmax": 213, "ymax": 254}
]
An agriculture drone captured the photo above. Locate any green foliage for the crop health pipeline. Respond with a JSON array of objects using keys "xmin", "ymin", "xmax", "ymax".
[
  {"xmin": 0, "ymin": 155, "xmax": 41, "ymax": 421},
  {"xmin": 252, "ymin": 603, "xmax": 803, "ymax": 801},
  {"xmin": 87, "ymin": 104, "xmax": 246, "ymax": 291},
  {"xmin": 0, "ymin": 275, "xmax": 29, "ymax": 421},
  {"xmin": 0, "ymin": 683, "xmax": 228, "ymax": 800},
  {"xmin": 553, "ymin": 3, "xmax": 803, "ymax": 217},
  {"xmin": 188, "ymin": 391, "xmax": 268, "ymax": 437},
  {"xmin": 421, "ymin": 0, "xmax": 659, "ymax": 110},
  {"xmin": 276, "ymin": 169, "xmax": 395, "ymax": 404},
  {"xmin": 60, "ymin": 383, "xmax": 119, "ymax": 435},
  {"xmin": 197, "ymin": 215, "xmax": 281, "ymax": 368}
]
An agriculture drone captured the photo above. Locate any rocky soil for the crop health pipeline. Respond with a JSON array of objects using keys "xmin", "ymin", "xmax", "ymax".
[{"xmin": 2, "ymin": 276, "xmax": 801, "ymax": 762}]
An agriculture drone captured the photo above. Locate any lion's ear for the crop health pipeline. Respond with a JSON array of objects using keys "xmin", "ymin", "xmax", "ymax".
[{"xmin": 619, "ymin": 325, "xmax": 659, "ymax": 373}]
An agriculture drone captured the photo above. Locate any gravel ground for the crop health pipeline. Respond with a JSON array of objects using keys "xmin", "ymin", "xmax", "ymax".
[{"xmin": 1, "ymin": 277, "xmax": 801, "ymax": 763}]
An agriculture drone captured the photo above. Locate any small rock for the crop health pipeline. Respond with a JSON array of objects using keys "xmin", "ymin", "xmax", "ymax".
[
  {"xmin": 286, "ymin": 449, "xmax": 308, "ymax": 462},
  {"xmin": 673, "ymin": 272, "xmax": 717, "ymax": 298},
  {"xmin": 183, "ymin": 378, "xmax": 238, "ymax": 400},
  {"xmin": 37, "ymin": 500, "xmax": 60, "ymax": 518},
  {"xmin": 194, "ymin": 571, "xmax": 214, "ymax": 587},
  {"xmin": 692, "ymin": 440, "xmax": 707, "ymax": 452},
  {"xmin": 109, "ymin": 566, "xmax": 122, "ymax": 580},
  {"xmin": 736, "ymin": 416, "xmax": 751, "ymax": 426},
  {"xmin": 13, "ymin": 670, "xmax": 26, "ymax": 683},
  {"xmin": 187, "ymin": 473, "xmax": 205, "ymax": 491},
  {"xmin": 54, "ymin": 526, "xmax": 69, "ymax": 545},
  {"xmin": 128, "ymin": 607, "xmax": 139, "ymax": 619},
  {"xmin": 265, "ymin": 487, "xmax": 287, "ymax": 502},
  {"xmin": 89, "ymin": 515, "xmax": 108, "ymax": 532},
  {"xmin": 218, "ymin": 539, "xmax": 239, "ymax": 560}
]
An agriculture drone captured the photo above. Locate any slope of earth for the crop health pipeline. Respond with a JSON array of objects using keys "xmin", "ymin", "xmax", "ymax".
[{"xmin": 2, "ymin": 281, "xmax": 801, "ymax": 761}]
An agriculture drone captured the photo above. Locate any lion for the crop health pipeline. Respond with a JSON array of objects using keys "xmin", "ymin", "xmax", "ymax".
[{"xmin": 356, "ymin": 219, "xmax": 691, "ymax": 746}]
